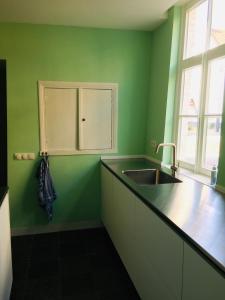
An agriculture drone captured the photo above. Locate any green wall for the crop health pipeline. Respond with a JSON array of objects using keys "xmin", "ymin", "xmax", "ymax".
[
  {"xmin": 2, "ymin": 6, "xmax": 224, "ymax": 231},
  {"xmin": 145, "ymin": 9, "xmax": 176, "ymax": 161},
  {"xmin": 0, "ymin": 23, "xmax": 151, "ymax": 229},
  {"xmin": 162, "ymin": 7, "xmax": 181, "ymax": 164}
]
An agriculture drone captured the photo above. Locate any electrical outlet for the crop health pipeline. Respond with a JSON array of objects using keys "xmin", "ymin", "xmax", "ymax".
[
  {"xmin": 150, "ymin": 140, "xmax": 157, "ymax": 148},
  {"xmin": 14, "ymin": 153, "xmax": 35, "ymax": 160}
]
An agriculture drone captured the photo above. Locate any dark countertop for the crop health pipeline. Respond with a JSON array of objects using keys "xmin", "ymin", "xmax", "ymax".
[
  {"xmin": 0, "ymin": 186, "xmax": 8, "ymax": 208},
  {"xmin": 101, "ymin": 158, "xmax": 225, "ymax": 276}
]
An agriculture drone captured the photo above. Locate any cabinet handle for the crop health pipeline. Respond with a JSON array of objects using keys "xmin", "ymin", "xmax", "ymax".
[{"xmin": 82, "ymin": 118, "xmax": 86, "ymax": 121}]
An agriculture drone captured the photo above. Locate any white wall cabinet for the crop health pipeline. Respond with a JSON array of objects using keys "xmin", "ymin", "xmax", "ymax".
[
  {"xmin": 0, "ymin": 193, "xmax": 12, "ymax": 300},
  {"xmin": 182, "ymin": 242, "xmax": 225, "ymax": 300},
  {"xmin": 39, "ymin": 81, "xmax": 118, "ymax": 155},
  {"xmin": 101, "ymin": 165, "xmax": 225, "ymax": 300}
]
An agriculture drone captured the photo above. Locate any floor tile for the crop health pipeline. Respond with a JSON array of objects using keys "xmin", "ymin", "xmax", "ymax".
[
  {"xmin": 59, "ymin": 239, "xmax": 86, "ymax": 257},
  {"xmin": 28, "ymin": 258, "xmax": 59, "ymax": 279},
  {"xmin": 32, "ymin": 232, "xmax": 59, "ymax": 245},
  {"xmin": 10, "ymin": 280, "xmax": 26, "ymax": 300},
  {"xmin": 85, "ymin": 232, "xmax": 115, "ymax": 255},
  {"xmin": 30, "ymin": 241, "xmax": 59, "ymax": 261},
  {"xmin": 59, "ymin": 254, "xmax": 91, "ymax": 276},
  {"xmin": 11, "ymin": 235, "xmax": 34, "ymax": 249},
  {"xmin": 90, "ymin": 250, "xmax": 121, "ymax": 271},
  {"xmin": 11, "ymin": 235, "xmax": 33, "ymax": 263},
  {"xmin": 62, "ymin": 292, "xmax": 99, "ymax": 300},
  {"xmin": 24, "ymin": 276, "xmax": 61, "ymax": 300},
  {"xmin": 61, "ymin": 273, "xmax": 94, "ymax": 297},
  {"xmin": 97, "ymin": 289, "xmax": 141, "ymax": 300},
  {"xmin": 12, "ymin": 258, "xmax": 30, "ymax": 281}
]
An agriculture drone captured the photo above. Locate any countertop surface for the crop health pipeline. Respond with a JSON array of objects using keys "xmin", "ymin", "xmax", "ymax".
[
  {"xmin": 102, "ymin": 158, "xmax": 225, "ymax": 276},
  {"xmin": 0, "ymin": 186, "xmax": 8, "ymax": 208}
]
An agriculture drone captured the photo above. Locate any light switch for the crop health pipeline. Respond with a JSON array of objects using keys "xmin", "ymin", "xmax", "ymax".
[
  {"xmin": 14, "ymin": 153, "xmax": 35, "ymax": 160},
  {"xmin": 14, "ymin": 153, "xmax": 22, "ymax": 160},
  {"xmin": 21, "ymin": 153, "xmax": 27, "ymax": 160},
  {"xmin": 27, "ymin": 153, "xmax": 35, "ymax": 160}
]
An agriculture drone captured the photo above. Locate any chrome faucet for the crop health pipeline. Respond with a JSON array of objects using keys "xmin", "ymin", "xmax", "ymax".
[{"xmin": 155, "ymin": 143, "xmax": 177, "ymax": 177}]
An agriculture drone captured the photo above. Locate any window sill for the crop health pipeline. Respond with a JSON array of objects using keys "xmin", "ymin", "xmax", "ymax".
[{"xmin": 177, "ymin": 168, "xmax": 212, "ymax": 187}]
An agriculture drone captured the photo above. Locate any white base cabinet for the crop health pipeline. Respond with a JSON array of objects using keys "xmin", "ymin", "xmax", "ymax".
[
  {"xmin": 182, "ymin": 242, "xmax": 225, "ymax": 300},
  {"xmin": 101, "ymin": 166, "xmax": 182, "ymax": 300},
  {"xmin": 0, "ymin": 193, "xmax": 13, "ymax": 300},
  {"xmin": 101, "ymin": 165, "xmax": 225, "ymax": 300}
]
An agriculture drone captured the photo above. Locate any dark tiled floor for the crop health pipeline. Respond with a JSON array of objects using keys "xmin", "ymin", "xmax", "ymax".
[{"xmin": 10, "ymin": 227, "xmax": 140, "ymax": 300}]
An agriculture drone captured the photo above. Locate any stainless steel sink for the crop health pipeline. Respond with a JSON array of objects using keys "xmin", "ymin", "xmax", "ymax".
[{"xmin": 122, "ymin": 169, "xmax": 182, "ymax": 185}]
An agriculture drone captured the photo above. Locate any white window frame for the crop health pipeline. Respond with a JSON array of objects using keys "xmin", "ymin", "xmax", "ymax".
[
  {"xmin": 38, "ymin": 81, "xmax": 118, "ymax": 155},
  {"xmin": 174, "ymin": 0, "xmax": 225, "ymax": 176}
]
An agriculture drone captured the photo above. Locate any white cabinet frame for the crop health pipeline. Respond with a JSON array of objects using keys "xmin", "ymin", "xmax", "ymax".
[{"xmin": 38, "ymin": 81, "xmax": 118, "ymax": 155}]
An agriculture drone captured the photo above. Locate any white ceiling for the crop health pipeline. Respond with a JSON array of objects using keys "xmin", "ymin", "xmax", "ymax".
[{"xmin": 0, "ymin": 0, "xmax": 188, "ymax": 31}]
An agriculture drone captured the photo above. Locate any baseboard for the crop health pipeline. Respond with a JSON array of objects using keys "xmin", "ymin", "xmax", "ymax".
[
  {"xmin": 11, "ymin": 220, "xmax": 103, "ymax": 236},
  {"xmin": 215, "ymin": 184, "xmax": 225, "ymax": 194}
]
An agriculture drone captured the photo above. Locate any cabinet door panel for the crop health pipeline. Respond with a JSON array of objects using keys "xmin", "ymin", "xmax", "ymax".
[
  {"xmin": 182, "ymin": 242, "xmax": 225, "ymax": 300},
  {"xmin": 112, "ymin": 176, "xmax": 136, "ymax": 273},
  {"xmin": 44, "ymin": 88, "xmax": 77, "ymax": 151},
  {"xmin": 79, "ymin": 89, "xmax": 112, "ymax": 150},
  {"xmin": 134, "ymin": 199, "xmax": 182, "ymax": 300},
  {"xmin": 101, "ymin": 166, "xmax": 114, "ymax": 237},
  {"xmin": 101, "ymin": 166, "xmax": 136, "ymax": 279},
  {"xmin": 132, "ymin": 252, "xmax": 175, "ymax": 300}
]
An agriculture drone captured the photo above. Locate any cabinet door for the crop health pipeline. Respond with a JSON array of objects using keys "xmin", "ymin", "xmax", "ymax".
[
  {"xmin": 101, "ymin": 166, "xmax": 115, "ymax": 238},
  {"xmin": 101, "ymin": 166, "xmax": 135, "ymax": 272},
  {"xmin": 0, "ymin": 193, "xmax": 13, "ymax": 300},
  {"xmin": 111, "ymin": 176, "xmax": 136, "ymax": 274},
  {"xmin": 133, "ymin": 199, "xmax": 183, "ymax": 300},
  {"xmin": 79, "ymin": 89, "xmax": 113, "ymax": 150},
  {"xmin": 44, "ymin": 87, "xmax": 77, "ymax": 152},
  {"xmin": 182, "ymin": 242, "xmax": 225, "ymax": 300}
]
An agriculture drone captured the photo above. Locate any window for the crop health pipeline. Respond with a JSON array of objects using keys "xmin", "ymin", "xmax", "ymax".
[
  {"xmin": 39, "ymin": 81, "xmax": 118, "ymax": 155},
  {"xmin": 176, "ymin": 0, "xmax": 225, "ymax": 176}
]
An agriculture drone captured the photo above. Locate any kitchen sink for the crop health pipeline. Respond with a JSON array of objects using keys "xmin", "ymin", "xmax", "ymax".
[{"xmin": 122, "ymin": 169, "xmax": 182, "ymax": 185}]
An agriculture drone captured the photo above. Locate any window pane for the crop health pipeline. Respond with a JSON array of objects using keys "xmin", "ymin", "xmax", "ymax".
[
  {"xmin": 210, "ymin": 0, "xmax": 225, "ymax": 49},
  {"xmin": 179, "ymin": 117, "xmax": 198, "ymax": 164},
  {"xmin": 206, "ymin": 57, "xmax": 225, "ymax": 114},
  {"xmin": 203, "ymin": 117, "xmax": 221, "ymax": 169},
  {"xmin": 184, "ymin": 1, "xmax": 208, "ymax": 58},
  {"xmin": 180, "ymin": 66, "xmax": 202, "ymax": 115}
]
